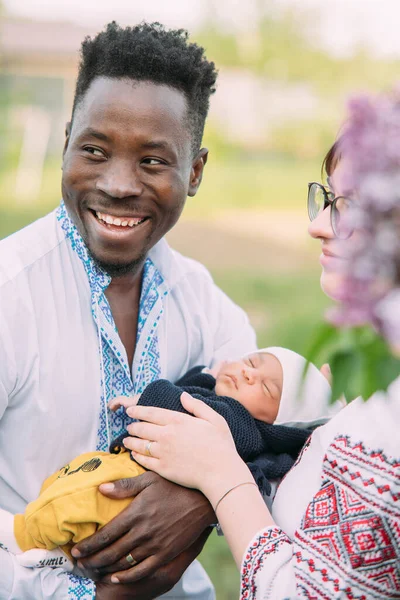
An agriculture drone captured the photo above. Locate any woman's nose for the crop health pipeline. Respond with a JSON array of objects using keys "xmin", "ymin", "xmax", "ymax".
[{"xmin": 308, "ymin": 205, "xmax": 335, "ymax": 240}]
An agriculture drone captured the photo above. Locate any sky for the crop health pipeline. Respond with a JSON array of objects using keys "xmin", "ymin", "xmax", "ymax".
[{"xmin": 4, "ymin": 0, "xmax": 400, "ymax": 58}]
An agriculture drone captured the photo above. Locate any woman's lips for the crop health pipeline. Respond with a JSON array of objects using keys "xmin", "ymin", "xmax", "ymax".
[
  {"xmin": 321, "ymin": 247, "xmax": 342, "ymax": 259},
  {"xmin": 320, "ymin": 250, "xmax": 346, "ymax": 270}
]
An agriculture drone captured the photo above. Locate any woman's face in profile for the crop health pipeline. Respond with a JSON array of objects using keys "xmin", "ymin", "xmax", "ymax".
[{"xmin": 308, "ymin": 159, "xmax": 357, "ymax": 300}]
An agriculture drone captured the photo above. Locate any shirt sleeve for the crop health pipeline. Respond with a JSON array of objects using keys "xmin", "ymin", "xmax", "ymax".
[
  {"xmin": 240, "ymin": 526, "xmax": 296, "ymax": 600},
  {"xmin": 0, "ymin": 302, "xmax": 95, "ymax": 600},
  {"xmin": 0, "ymin": 547, "xmax": 95, "ymax": 600},
  {"xmin": 0, "ymin": 301, "xmax": 16, "ymax": 420}
]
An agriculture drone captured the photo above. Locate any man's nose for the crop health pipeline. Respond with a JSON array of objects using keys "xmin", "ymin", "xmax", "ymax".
[
  {"xmin": 308, "ymin": 205, "xmax": 335, "ymax": 240},
  {"xmin": 96, "ymin": 161, "xmax": 143, "ymax": 199}
]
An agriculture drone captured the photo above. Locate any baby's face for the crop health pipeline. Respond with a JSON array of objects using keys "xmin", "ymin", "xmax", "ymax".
[{"xmin": 214, "ymin": 352, "xmax": 283, "ymax": 423}]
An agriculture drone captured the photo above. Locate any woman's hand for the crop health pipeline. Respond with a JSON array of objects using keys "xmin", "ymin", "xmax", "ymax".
[
  {"xmin": 124, "ymin": 392, "xmax": 250, "ymax": 503},
  {"xmin": 125, "ymin": 393, "xmax": 274, "ymax": 571}
]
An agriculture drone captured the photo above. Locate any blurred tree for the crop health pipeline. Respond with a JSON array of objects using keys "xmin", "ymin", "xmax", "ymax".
[{"xmin": 197, "ymin": 5, "xmax": 400, "ymax": 95}]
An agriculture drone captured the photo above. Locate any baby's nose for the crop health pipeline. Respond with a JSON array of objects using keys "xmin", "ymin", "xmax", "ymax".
[{"xmin": 243, "ymin": 367, "xmax": 256, "ymax": 383}]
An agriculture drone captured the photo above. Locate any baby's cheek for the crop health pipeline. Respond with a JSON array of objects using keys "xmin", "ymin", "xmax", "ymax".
[
  {"xmin": 250, "ymin": 394, "xmax": 280, "ymax": 424},
  {"xmin": 210, "ymin": 360, "xmax": 228, "ymax": 378}
]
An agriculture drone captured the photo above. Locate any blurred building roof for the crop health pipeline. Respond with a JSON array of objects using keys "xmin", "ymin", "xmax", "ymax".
[
  {"xmin": 1, "ymin": 17, "xmax": 95, "ymax": 59},
  {"xmin": 0, "ymin": 17, "xmax": 97, "ymax": 107}
]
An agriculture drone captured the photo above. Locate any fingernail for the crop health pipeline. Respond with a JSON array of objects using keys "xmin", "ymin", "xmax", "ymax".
[
  {"xmin": 100, "ymin": 483, "xmax": 115, "ymax": 492},
  {"xmin": 111, "ymin": 576, "xmax": 120, "ymax": 584},
  {"xmin": 123, "ymin": 437, "xmax": 130, "ymax": 446},
  {"xmin": 71, "ymin": 548, "xmax": 81, "ymax": 558},
  {"xmin": 77, "ymin": 560, "xmax": 84, "ymax": 569}
]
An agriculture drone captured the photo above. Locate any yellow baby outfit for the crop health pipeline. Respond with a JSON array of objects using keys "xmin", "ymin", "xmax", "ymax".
[{"xmin": 14, "ymin": 450, "xmax": 145, "ymax": 558}]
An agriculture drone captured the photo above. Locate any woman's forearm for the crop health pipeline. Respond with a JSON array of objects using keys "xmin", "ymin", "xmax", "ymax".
[{"xmin": 202, "ymin": 463, "xmax": 277, "ymax": 568}]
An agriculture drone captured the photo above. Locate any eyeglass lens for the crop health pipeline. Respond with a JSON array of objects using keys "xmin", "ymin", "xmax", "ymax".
[
  {"xmin": 331, "ymin": 196, "xmax": 352, "ymax": 239},
  {"xmin": 308, "ymin": 183, "xmax": 353, "ymax": 239},
  {"xmin": 308, "ymin": 183, "xmax": 330, "ymax": 220}
]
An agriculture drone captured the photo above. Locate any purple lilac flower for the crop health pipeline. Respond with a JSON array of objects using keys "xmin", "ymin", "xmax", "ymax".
[{"xmin": 328, "ymin": 90, "xmax": 400, "ymax": 343}]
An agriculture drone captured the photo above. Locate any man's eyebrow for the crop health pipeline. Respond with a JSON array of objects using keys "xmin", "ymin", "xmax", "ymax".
[
  {"xmin": 140, "ymin": 140, "xmax": 171, "ymax": 151},
  {"xmin": 79, "ymin": 128, "xmax": 110, "ymax": 142}
]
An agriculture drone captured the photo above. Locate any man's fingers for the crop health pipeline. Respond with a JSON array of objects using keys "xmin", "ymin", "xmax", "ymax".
[
  {"xmin": 99, "ymin": 471, "xmax": 155, "ymax": 500},
  {"xmin": 92, "ymin": 548, "xmax": 144, "ymax": 575},
  {"xmin": 109, "ymin": 555, "xmax": 158, "ymax": 584},
  {"xmin": 72, "ymin": 519, "xmax": 124, "ymax": 558},
  {"xmin": 111, "ymin": 527, "xmax": 212, "ymax": 584},
  {"xmin": 72, "ymin": 472, "xmax": 155, "ymax": 558},
  {"xmin": 77, "ymin": 529, "xmax": 146, "ymax": 572}
]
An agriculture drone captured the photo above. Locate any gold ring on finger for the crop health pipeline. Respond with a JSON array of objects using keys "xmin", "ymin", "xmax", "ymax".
[
  {"xmin": 145, "ymin": 441, "xmax": 154, "ymax": 457},
  {"xmin": 126, "ymin": 553, "xmax": 137, "ymax": 566}
]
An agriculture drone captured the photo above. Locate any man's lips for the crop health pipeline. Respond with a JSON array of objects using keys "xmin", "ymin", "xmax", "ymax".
[
  {"xmin": 87, "ymin": 209, "xmax": 151, "ymax": 235},
  {"xmin": 88, "ymin": 209, "xmax": 150, "ymax": 229}
]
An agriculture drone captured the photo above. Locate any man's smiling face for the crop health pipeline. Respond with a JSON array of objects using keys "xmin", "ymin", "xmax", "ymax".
[{"xmin": 62, "ymin": 77, "xmax": 206, "ymax": 276}]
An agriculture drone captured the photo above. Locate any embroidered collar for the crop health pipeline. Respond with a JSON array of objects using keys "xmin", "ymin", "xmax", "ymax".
[
  {"xmin": 56, "ymin": 200, "xmax": 110, "ymax": 296},
  {"xmin": 57, "ymin": 200, "xmax": 169, "ymax": 450}
]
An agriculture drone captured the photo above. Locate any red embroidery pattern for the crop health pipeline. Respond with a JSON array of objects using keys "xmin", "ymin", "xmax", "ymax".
[
  {"xmin": 294, "ymin": 435, "xmax": 400, "ymax": 599},
  {"xmin": 240, "ymin": 527, "xmax": 292, "ymax": 600}
]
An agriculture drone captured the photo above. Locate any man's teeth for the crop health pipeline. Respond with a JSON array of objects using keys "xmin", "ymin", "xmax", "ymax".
[{"xmin": 95, "ymin": 212, "xmax": 145, "ymax": 227}]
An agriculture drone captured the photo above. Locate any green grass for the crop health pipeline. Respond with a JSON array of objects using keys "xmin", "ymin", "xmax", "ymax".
[
  {"xmin": 212, "ymin": 268, "xmax": 328, "ymax": 350},
  {"xmin": 184, "ymin": 156, "xmax": 322, "ymax": 218}
]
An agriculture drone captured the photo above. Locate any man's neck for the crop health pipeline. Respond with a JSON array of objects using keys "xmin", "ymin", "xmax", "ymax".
[
  {"xmin": 107, "ymin": 266, "xmax": 144, "ymax": 293},
  {"xmin": 105, "ymin": 264, "xmax": 145, "ymax": 368}
]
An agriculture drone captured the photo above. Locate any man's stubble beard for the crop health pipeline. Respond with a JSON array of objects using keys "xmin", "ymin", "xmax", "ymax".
[{"xmin": 93, "ymin": 254, "xmax": 148, "ymax": 278}]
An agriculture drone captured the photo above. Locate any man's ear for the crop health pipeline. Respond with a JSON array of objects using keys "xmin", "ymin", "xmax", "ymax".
[
  {"xmin": 188, "ymin": 148, "xmax": 208, "ymax": 197},
  {"xmin": 63, "ymin": 121, "xmax": 72, "ymax": 159}
]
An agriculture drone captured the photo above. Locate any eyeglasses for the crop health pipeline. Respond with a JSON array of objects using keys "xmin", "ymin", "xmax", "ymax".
[{"xmin": 307, "ymin": 182, "xmax": 353, "ymax": 239}]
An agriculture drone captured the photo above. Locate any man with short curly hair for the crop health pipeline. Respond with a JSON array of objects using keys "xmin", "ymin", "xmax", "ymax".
[{"xmin": 0, "ymin": 21, "xmax": 256, "ymax": 600}]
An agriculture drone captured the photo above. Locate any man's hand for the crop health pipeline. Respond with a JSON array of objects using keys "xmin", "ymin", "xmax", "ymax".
[
  {"xmin": 95, "ymin": 529, "xmax": 211, "ymax": 598},
  {"xmin": 72, "ymin": 471, "xmax": 215, "ymax": 583}
]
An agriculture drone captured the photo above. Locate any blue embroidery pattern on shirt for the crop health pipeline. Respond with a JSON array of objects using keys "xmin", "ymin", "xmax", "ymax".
[
  {"xmin": 57, "ymin": 201, "xmax": 169, "ymax": 599},
  {"xmin": 67, "ymin": 573, "xmax": 95, "ymax": 600}
]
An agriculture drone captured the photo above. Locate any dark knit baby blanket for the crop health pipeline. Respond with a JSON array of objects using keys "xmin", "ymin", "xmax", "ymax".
[{"xmin": 111, "ymin": 366, "xmax": 312, "ymax": 496}]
